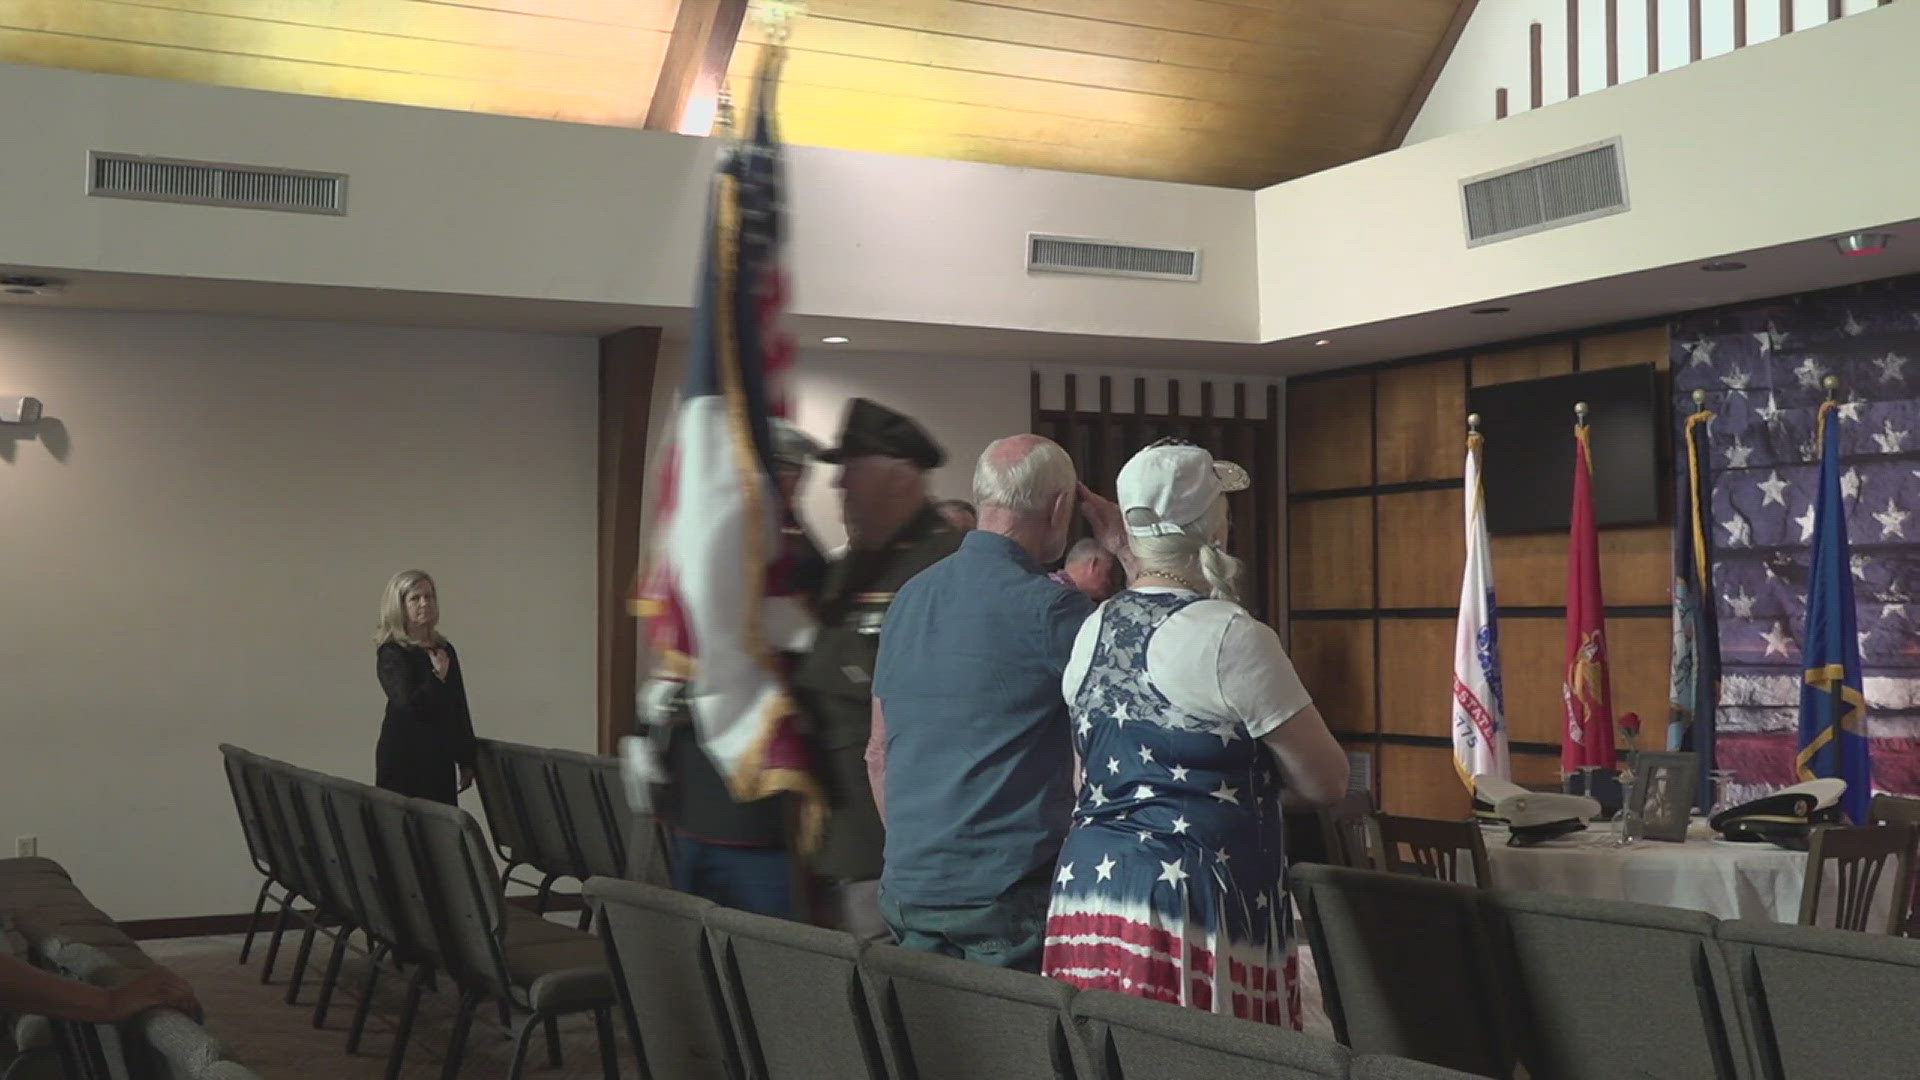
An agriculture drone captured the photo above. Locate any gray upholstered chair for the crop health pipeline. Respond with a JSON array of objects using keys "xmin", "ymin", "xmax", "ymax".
[
  {"xmin": 862, "ymin": 942, "xmax": 1087, "ymax": 1080},
  {"xmin": 232, "ymin": 751, "xmax": 316, "ymax": 985},
  {"xmin": 473, "ymin": 737, "xmax": 535, "ymax": 885},
  {"xmin": 498, "ymin": 741, "xmax": 586, "ymax": 910},
  {"xmin": 284, "ymin": 769, "xmax": 371, "ymax": 1025},
  {"xmin": 1374, "ymin": 814, "xmax": 1492, "ymax": 888},
  {"xmin": 36, "ymin": 938, "xmax": 266, "ymax": 1080},
  {"xmin": 1069, "ymin": 989, "xmax": 1349, "ymax": 1080},
  {"xmin": 361, "ymin": 787, "xmax": 454, "ymax": 1076},
  {"xmin": 407, "ymin": 798, "xmax": 618, "ymax": 1080},
  {"xmin": 1483, "ymin": 889, "xmax": 1743, "ymax": 1080},
  {"xmin": 1719, "ymin": 918, "xmax": 1920, "ymax": 1080},
  {"xmin": 1349, "ymin": 1055, "xmax": 1499, "ymax": 1079},
  {"xmin": 704, "ymin": 906, "xmax": 887, "ymax": 1080},
  {"xmin": 216, "ymin": 744, "xmax": 284, "ymax": 967},
  {"xmin": 549, "ymin": 749, "xmax": 626, "ymax": 927},
  {"xmin": 1798, "ymin": 822, "xmax": 1917, "ymax": 934},
  {"xmin": 1289, "ymin": 863, "xmax": 1512, "ymax": 1078},
  {"xmin": 584, "ymin": 877, "xmax": 739, "ymax": 1080}
]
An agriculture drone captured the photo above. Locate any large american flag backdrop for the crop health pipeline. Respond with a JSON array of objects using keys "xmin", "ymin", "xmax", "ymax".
[{"xmin": 1672, "ymin": 279, "xmax": 1920, "ymax": 803}]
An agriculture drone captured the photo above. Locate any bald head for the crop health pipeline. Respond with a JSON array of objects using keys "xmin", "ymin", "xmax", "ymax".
[{"xmin": 973, "ymin": 434, "xmax": 1078, "ymax": 564}]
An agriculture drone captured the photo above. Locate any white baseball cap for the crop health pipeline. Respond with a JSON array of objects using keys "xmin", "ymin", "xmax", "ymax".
[{"xmin": 1115, "ymin": 441, "xmax": 1250, "ymax": 537}]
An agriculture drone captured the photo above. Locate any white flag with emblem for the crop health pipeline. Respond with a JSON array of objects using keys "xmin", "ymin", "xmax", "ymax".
[{"xmin": 1453, "ymin": 431, "xmax": 1509, "ymax": 785}]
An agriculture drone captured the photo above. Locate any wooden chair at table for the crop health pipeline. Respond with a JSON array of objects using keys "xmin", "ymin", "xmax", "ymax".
[
  {"xmin": 1374, "ymin": 814, "xmax": 1493, "ymax": 889},
  {"xmin": 1798, "ymin": 822, "xmax": 1918, "ymax": 934},
  {"xmin": 1318, "ymin": 791, "xmax": 1378, "ymax": 870},
  {"xmin": 1869, "ymin": 795, "xmax": 1920, "ymax": 936}
]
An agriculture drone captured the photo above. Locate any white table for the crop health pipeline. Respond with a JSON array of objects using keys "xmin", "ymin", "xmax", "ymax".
[{"xmin": 1482, "ymin": 819, "xmax": 1813, "ymax": 922}]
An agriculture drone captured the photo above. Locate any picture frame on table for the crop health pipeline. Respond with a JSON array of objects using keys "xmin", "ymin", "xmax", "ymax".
[{"xmin": 1630, "ymin": 752, "xmax": 1698, "ymax": 842}]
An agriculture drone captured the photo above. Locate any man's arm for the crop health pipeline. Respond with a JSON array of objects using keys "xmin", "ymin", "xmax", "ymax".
[
  {"xmin": 0, "ymin": 955, "xmax": 201, "ymax": 1024},
  {"xmin": 1076, "ymin": 485, "xmax": 1139, "ymax": 580},
  {"xmin": 865, "ymin": 696, "xmax": 889, "ymax": 825}
]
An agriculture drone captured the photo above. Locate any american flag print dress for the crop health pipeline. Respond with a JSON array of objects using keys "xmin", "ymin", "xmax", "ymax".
[{"xmin": 1041, "ymin": 591, "xmax": 1300, "ymax": 1028}]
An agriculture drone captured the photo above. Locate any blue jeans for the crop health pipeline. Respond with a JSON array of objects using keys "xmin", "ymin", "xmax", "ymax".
[
  {"xmin": 879, "ymin": 869, "xmax": 1052, "ymax": 972},
  {"xmin": 670, "ymin": 835, "xmax": 794, "ymax": 919}
]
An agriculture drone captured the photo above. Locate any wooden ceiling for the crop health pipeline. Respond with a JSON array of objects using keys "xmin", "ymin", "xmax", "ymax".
[{"xmin": 0, "ymin": 0, "xmax": 1468, "ymax": 189}]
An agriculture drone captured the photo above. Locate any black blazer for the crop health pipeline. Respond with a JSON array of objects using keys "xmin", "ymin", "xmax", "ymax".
[{"xmin": 374, "ymin": 641, "xmax": 477, "ymax": 803}]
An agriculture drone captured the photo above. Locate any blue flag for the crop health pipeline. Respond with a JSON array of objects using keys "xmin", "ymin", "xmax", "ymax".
[
  {"xmin": 1795, "ymin": 400, "xmax": 1870, "ymax": 824},
  {"xmin": 1669, "ymin": 405, "xmax": 1720, "ymax": 810}
]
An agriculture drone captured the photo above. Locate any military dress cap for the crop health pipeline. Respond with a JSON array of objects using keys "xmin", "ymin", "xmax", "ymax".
[
  {"xmin": 817, "ymin": 398, "xmax": 945, "ymax": 470},
  {"xmin": 1710, "ymin": 778, "xmax": 1847, "ymax": 850},
  {"xmin": 1495, "ymin": 792, "xmax": 1601, "ymax": 846}
]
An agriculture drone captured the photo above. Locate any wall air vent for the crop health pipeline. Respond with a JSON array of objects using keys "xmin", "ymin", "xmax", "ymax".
[
  {"xmin": 1460, "ymin": 138, "xmax": 1626, "ymax": 246},
  {"xmin": 87, "ymin": 152, "xmax": 347, "ymax": 216},
  {"xmin": 1027, "ymin": 234, "xmax": 1200, "ymax": 282}
]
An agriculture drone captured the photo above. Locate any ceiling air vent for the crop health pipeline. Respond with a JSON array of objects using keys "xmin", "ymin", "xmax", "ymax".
[
  {"xmin": 87, "ymin": 152, "xmax": 347, "ymax": 216},
  {"xmin": 1460, "ymin": 138, "xmax": 1626, "ymax": 246},
  {"xmin": 1028, "ymin": 234, "xmax": 1200, "ymax": 282}
]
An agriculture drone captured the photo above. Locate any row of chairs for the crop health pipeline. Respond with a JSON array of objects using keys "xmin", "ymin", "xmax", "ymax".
[
  {"xmin": 1294, "ymin": 860, "xmax": 1920, "ymax": 1080},
  {"xmin": 470, "ymin": 738, "xmax": 670, "ymax": 923},
  {"xmin": 1320, "ymin": 795, "xmax": 1920, "ymax": 934},
  {"xmin": 586, "ymin": 874, "xmax": 1486, "ymax": 1080},
  {"xmin": 217, "ymin": 745, "xmax": 620, "ymax": 1079}
]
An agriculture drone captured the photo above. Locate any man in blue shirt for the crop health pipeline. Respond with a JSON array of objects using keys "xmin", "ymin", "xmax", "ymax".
[{"xmin": 867, "ymin": 434, "xmax": 1128, "ymax": 971}]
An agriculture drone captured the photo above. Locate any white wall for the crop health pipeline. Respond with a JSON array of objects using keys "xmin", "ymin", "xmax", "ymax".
[
  {"xmin": 0, "ymin": 61, "xmax": 1258, "ymax": 345},
  {"xmin": 1257, "ymin": 0, "xmax": 1920, "ymax": 343},
  {"xmin": 1409, "ymin": 0, "xmax": 1886, "ymax": 144},
  {"xmin": 0, "ymin": 310, "xmax": 598, "ymax": 920}
]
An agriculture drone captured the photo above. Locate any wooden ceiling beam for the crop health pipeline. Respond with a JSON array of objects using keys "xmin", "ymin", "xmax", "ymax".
[
  {"xmin": 1383, "ymin": 0, "xmax": 1482, "ymax": 150},
  {"xmin": 645, "ymin": 0, "xmax": 750, "ymax": 133}
]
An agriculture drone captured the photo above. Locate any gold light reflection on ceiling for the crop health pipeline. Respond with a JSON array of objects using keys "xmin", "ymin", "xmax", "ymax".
[{"xmin": 0, "ymin": 0, "xmax": 1465, "ymax": 189}]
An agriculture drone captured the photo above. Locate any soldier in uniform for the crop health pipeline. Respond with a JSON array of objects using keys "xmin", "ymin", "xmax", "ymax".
[{"xmin": 793, "ymin": 398, "xmax": 963, "ymax": 942}]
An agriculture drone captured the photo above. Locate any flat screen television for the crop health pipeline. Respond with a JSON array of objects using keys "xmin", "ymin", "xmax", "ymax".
[{"xmin": 1466, "ymin": 363, "xmax": 1664, "ymax": 535}]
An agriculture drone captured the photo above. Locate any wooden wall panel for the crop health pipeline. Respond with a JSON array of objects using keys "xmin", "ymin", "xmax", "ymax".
[
  {"xmin": 1489, "ymin": 531, "xmax": 1563, "ymax": 607},
  {"xmin": 1289, "ymin": 373, "xmax": 1373, "ymax": 492},
  {"xmin": 1606, "ymin": 616, "xmax": 1673, "ymax": 749},
  {"xmin": 1580, "ymin": 325, "xmax": 1670, "ymax": 371},
  {"xmin": 1512, "ymin": 751, "xmax": 1564, "ymax": 788},
  {"xmin": 1493, "ymin": 615, "xmax": 1672, "ymax": 747},
  {"xmin": 1471, "ymin": 341, "xmax": 1574, "ymax": 386},
  {"xmin": 1289, "ymin": 620, "xmax": 1376, "ymax": 736},
  {"xmin": 1598, "ymin": 526, "xmax": 1671, "ymax": 605},
  {"xmin": 1376, "ymin": 358, "xmax": 1467, "ymax": 484},
  {"xmin": 1290, "ymin": 497, "xmax": 1374, "ymax": 610},
  {"xmin": 1378, "ymin": 488, "xmax": 1463, "ymax": 608},
  {"xmin": 1378, "ymin": 619, "xmax": 1454, "ymax": 737},
  {"xmin": 1379, "ymin": 744, "xmax": 1472, "ymax": 819}
]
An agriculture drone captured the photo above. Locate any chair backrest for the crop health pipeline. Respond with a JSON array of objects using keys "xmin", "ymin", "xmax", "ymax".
[
  {"xmin": 1374, "ymin": 814, "xmax": 1492, "ymax": 888},
  {"xmin": 862, "ymin": 943, "xmax": 1085, "ymax": 1080},
  {"xmin": 235, "ymin": 752, "xmax": 308, "ymax": 900},
  {"xmin": 1483, "ymin": 889, "xmax": 1741, "ymax": 1080},
  {"xmin": 499, "ymin": 742, "xmax": 581, "ymax": 879},
  {"xmin": 550, "ymin": 749, "xmax": 626, "ymax": 880},
  {"xmin": 704, "ymin": 905, "xmax": 886, "ymax": 1080},
  {"xmin": 587, "ymin": 756, "xmax": 641, "ymax": 874},
  {"xmin": 218, "ymin": 744, "xmax": 272, "ymax": 878},
  {"xmin": 250, "ymin": 758, "xmax": 321, "ymax": 903},
  {"xmin": 1719, "ymin": 918, "xmax": 1920, "ymax": 1080},
  {"xmin": 585, "ymin": 877, "xmax": 739, "ymax": 1080},
  {"xmin": 1289, "ymin": 863, "xmax": 1511, "ymax": 1078},
  {"xmin": 408, "ymin": 797, "xmax": 515, "ymax": 997},
  {"xmin": 288, "ymin": 768, "xmax": 364, "ymax": 924},
  {"xmin": 1069, "ymin": 990, "xmax": 1349, "ymax": 1080},
  {"xmin": 324, "ymin": 775, "xmax": 404, "ymax": 948},
  {"xmin": 1868, "ymin": 797, "xmax": 1920, "ymax": 936},
  {"xmin": 363, "ymin": 787, "xmax": 449, "ymax": 966},
  {"xmin": 472, "ymin": 737, "xmax": 531, "ymax": 865},
  {"xmin": 1799, "ymin": 823, "xmax": 1916, "ymax": 934},
  {"xmin": 1348, "ymin": 1055, "xmax": 1499, "ymax": 1079},
  {"xmin": 1319, "ymin": 791, "xmax": 1377, "ymax": 870}
]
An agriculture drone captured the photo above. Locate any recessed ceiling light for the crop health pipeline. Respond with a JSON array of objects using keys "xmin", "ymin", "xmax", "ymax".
[
  {"xmin": 820, "ymin": 336, "xmax": 850, "ymax": 344},
  {"xmin": 1700, "ymin": 260, "xmax": 1747, "ymax": 272},
  {"xmin": 1832, "ymin": 232, "xmax": 1893, "ymax": 257},
  {"xmin": 1313, "ymin": 339, "xmax": 1331, "ymax": 347},
  {"xmin": 1469, "ymin": 305, "xmax": 1510, "ymax": 315}
]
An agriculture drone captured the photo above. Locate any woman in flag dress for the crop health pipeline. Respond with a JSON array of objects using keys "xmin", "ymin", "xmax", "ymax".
[{"xmin": 1042, "ymin": 441, "xmax": 1350, "ymax": 1027}]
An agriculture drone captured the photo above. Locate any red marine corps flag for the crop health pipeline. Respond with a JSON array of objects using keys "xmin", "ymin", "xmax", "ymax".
[{"xmin": 1562, "ymin": 403, "xmax": 1618, "ymax": 773}]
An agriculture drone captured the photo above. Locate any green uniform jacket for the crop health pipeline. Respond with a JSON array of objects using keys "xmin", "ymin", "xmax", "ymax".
[{"xmin": 793, "ymin": 504, "xmax": 963, "ymax": 881}]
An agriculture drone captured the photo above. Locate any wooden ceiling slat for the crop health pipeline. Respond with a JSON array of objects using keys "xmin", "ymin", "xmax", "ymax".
[
  {"xmin": 410, "ymin": 0, "xmax": 680, "ymax": 31},
  {"xmin": 975, "ymin": 0, "xmax": 1458, "ymax": 49}
]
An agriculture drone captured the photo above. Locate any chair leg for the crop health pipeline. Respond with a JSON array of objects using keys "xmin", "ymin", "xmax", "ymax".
[
  {"xmin": 507, "ymin": 1014, "xmax": 541, "ymax": 1080},
  {"xmin": 497, "ymin": 997, "xmax": 514, "ymax": 1033},
  {"xmin": 284, "ymin": 916, "xmax": 320, "ymax": 1005},
  {"xmin": 260, "ymin": 895, "xmax": 294, "ymax": 983},
  {"xmin": 384, "ymin": 964, "xmax": 432, "ymax": 1080},
  {"xmin": 535, "ymin": 873, "xmax": 559, "ymax": 913},
  {"xmin": 545, "ymin": 1014, "xmax": 563, "ymax": 1068},
  {"xmin": 346, "ymin": 944, "xmax": 388, "ymax": 1054},
  {"xmin": 577, "ymin": 903, "xmax": 593, "ymax": 931},
  {"xmin": 440, "ymin": 990, "xmax": 482, "ymax": 1080},
  {"xmin": 238, "ymin": 878, "xmax": 275, "ymax": 964},
  {"xmin": 593, "ymin": 1006, "xmax": 619, "ymax": 1080},
  {"xmin": 312, "ymin": 926, "xmax": 353, "ymax": 1028}
]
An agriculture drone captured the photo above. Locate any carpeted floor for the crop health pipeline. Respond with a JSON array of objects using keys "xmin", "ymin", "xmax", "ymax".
[{"xmin": 144, "ymin": 920, "xmax": 1333, "ymax": 1077}]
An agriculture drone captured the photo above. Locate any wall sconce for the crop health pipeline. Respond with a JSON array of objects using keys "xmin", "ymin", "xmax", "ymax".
[{"xmin": 1, "ymin": 397, "xmax": 43, "ymax": 424}]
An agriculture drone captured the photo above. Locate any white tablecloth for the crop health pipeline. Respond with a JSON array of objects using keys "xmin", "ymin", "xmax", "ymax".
[{"xmin": 1483, "ymin": 820, "xmax": 1811, "ymax": 922}]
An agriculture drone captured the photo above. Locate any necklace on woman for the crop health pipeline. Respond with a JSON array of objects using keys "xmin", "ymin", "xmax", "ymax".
[{"xmin": 1140, "ymin": 571, "xmax": 1208, "ymax": 595}]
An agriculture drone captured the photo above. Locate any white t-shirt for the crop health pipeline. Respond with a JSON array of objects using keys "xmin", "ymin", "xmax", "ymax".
[{"xmin": 1061, "ymin": 587, "xmax": 1313, "ymax": 740}]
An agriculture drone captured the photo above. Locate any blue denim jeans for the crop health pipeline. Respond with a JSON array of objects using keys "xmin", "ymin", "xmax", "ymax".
[
  {"xmin": 878, "ymin": 868, "xmax": 1052, "ymax": 973},
  {"xmin": 670, "ymin": 835, "xmax": 794, "ymax": 919}
]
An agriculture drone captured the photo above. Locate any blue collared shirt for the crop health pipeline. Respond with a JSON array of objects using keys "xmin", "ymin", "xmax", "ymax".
[{"xmin": 873, "ymin": 530, "xmax": 1095, "ymax": 906}]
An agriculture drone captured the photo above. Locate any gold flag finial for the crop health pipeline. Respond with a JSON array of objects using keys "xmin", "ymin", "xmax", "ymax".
[{"xmin": 754, "ymin": 0, "xmax": 806, "ymax": 44}]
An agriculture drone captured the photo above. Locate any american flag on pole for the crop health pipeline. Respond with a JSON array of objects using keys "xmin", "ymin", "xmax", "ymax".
[
  {"xmin": 1452, "ymin": 427, "xmax": 1508, "ymax": 786},
  {"xmin": 629, "ymin": 43, "xmax": 823, "ymax": 848}
]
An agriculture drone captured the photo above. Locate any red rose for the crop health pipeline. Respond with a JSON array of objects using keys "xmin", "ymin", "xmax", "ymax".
[{"xmin": 1620, "ymin": 711, "xmax": 1642, "ymax": 735}]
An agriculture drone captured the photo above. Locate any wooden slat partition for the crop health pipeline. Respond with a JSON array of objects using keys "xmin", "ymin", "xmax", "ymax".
[{"xmin": 597, "ymin": 326, "xmax": 662, "ymax": 752}]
